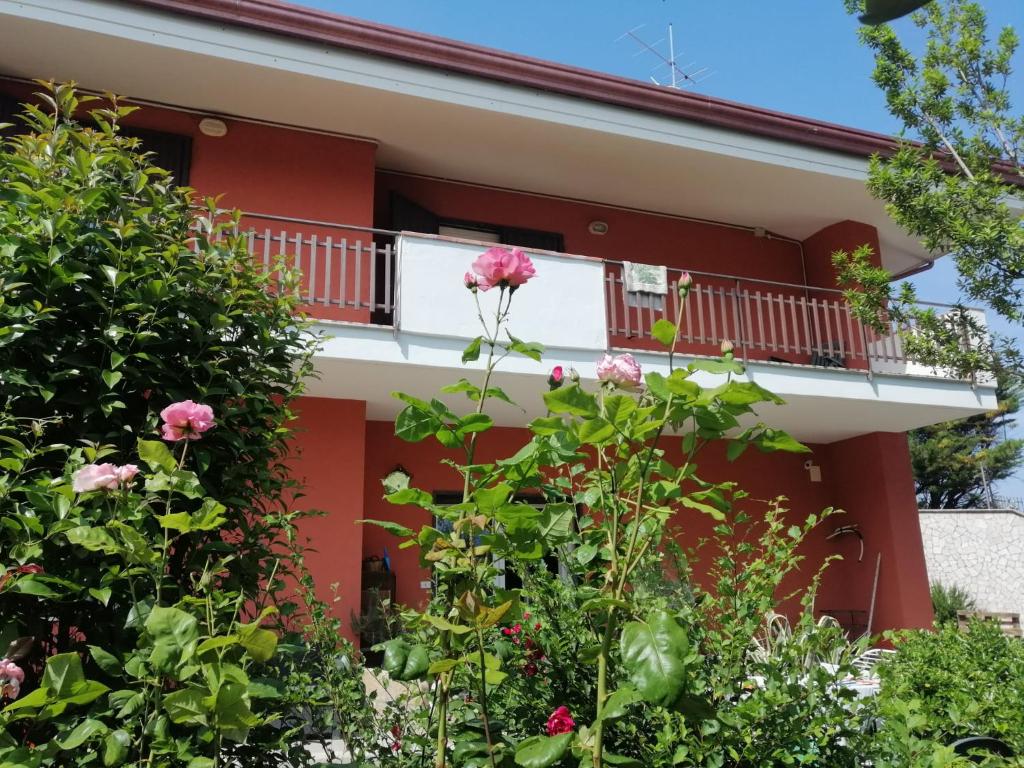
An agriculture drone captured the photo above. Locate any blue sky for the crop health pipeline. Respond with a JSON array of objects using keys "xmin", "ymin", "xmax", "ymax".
[{"xmin": 309, "ymin": 0, "xmax": 1024, "ymax": 499}]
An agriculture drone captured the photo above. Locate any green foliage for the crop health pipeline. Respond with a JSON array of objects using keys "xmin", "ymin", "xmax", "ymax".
[
  {"xmin": 0, "ymin": 84, "xmax": 325, "ymax": 767},
  {"xmin": 867, "ymin": 621, "xmax": 1024, "ymax": 761},
  {"xmin": 838, "ymin": 0, "xmax": 1024, "ymax": 377},
  {"xmin": 911, "ymin": 372, "xmax": 1023, "ymax": 508},
  {"xmin": 0, "ymin": 83, "xmax": 318, "ymax": 659},
  {"xmin": 930, "ymin": 582, "xmax": 977, "ymax": 625}
]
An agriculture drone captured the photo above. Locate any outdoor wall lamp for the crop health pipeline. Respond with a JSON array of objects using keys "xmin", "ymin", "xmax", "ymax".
[
  {"xmin": 382, "ymin": 465, "xmax": 412, "ymax": 495},
  {"xmin": 198, "ymin": 117, "xmax": 228, "ymax": 137},
  {"xmin": 859, "ymin": 0, "xmax": 933, "ymax": 25},
  {"xmin": 588, "ymin": 221, "xmax": 609, "ymax": 236}
]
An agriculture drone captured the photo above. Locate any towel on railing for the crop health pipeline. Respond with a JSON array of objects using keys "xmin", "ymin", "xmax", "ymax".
[{"xmin": 623, "ymin": 261, "xmax": 668, "ymax": 295}]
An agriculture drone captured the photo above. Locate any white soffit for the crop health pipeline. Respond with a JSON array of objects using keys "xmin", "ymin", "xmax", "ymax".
[{"xmin": 0, "ymin": 0, "xmax": 933, "ymax": 274}]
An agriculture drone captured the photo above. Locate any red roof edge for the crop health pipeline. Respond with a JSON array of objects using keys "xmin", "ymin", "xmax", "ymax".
[{"xmin": 122, "ymin": 0, "xmax": 902, "ymax": 159}]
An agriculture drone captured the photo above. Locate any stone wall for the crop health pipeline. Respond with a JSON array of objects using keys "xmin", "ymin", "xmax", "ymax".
[{"xmin": 919, "ymin": 509, "xmax": 1024, "ymax": 618}]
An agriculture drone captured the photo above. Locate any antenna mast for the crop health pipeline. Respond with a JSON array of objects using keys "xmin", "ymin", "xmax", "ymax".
[{"xmin": 618, "ymin": 23, "xmax": 712, "ymax": 90}]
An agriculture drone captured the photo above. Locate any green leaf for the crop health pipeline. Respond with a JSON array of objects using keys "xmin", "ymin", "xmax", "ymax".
[
  {"xmin": 381, "ymin": 639, "xmax": 430, "ymax": 680},
  {"xmin": 164, "ymin": 686, "xmax": 209, "ymax": 726},
  {"xmin": 137, "ymin": 439, "xmax": 176, "ymax": 472},
  {"xmin": 603, "ymin": 395, "xmax": 637, "ymax": 428},
  {"xmin": 681, "ymin": 495, "xmax": 727, "ymax": 521},
  {"xmin": 514, "ymin": 733, "xmax": 573, "ymax": 768},
  {"xmin": 100, "ymin": 370, "xmax": 123, "ymax": 390},
  {"xmin": 529, "ymin": 416, "xmax": 564, "ymax": 435},
  {"xmin": 652, "ymin": 319, "xmax": 677, "ymax": 347},
  {"xmin": 384, "ymin": 488, "xmax": 433, "ymax": 508},
  {"xmin": 88, "ymin": 646, "xmax": 122, "ymax": 677},
  {"xmin": 43, "ymin": 653, "xmax": 85, "ymax": 699},
  {"xmin": 538, "ymin": 503, "xmax": 575, "ymax": 545},
  {"xmin": 65, "ymin": 525, "xmax": 121, "ymax": 554},
  {"xmin": 726, "ymin": 440, "xmax": 748, "ymax": 462},
  {"xmin": 507, "ymin": 336, "xmax": 544, "ymax": 362},
  {"xmin": 56, "ymin": 718, "xmax": 107, "ymax": 750},
  {"xmin": 394, "ymin": 405, "xmax": 439, "ymax": 443},
  {"xmin": 360, "ymin": 518, "xmax": 416, "ymax": 538},
  {"xmin": 157, "ymin": 512, "xmax": 194, "ymax": 532},
  {"xmin": 755, "ymin": 428, "xmax": 810, "ymax": 454},
  {"xmin": 598, "ymin": 686, "xmax": 642, "ymax": 722},
  {"xmin": 462, "ymin": 336, "xmax": 483, "ymax": 363},
  {"xmin": 543, "ymin": 384, "xmax": 598, "ymax": 417},
  {"xmin": 238, "ymin": 625, "xmax": 278, "ymax": 662},
  {"xmin": 103, "ymin": 730, "xmax": 131, "ymax": 767},
  {"xmin": 213, "ymin": 682, "xmax": 257, "ymax": 741},
  {"xmin": 619, "ymin": 610, "xmax": 691, "ymax": 707},
  {"xmin": 145, "ymin": 606, "xmax": 200, "ymax": 676},
  {"xmin": 578, "ymin": 417, "xmax": 615, "ymax": 445},
  {"xmin": 458, "ymin": 413, "xmax": 493, "ymax": 436}
]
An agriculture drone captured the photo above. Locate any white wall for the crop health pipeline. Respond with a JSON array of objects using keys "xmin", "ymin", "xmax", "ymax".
[
  {"xmin": 919, "ymin": 509, "xmax": 1024, "ymax": 618},
  {"xmin": 397, "ymin": 233, "xmax": 607, "ymax": 351}
]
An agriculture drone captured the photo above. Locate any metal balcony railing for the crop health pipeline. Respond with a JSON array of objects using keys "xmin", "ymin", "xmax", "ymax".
[
  {"xmin": 604, "ymin": 262, "xmax": 974, "ymax": 377},
  {"xmin": 208, "ymin": 213, "xmax": 980, "ymax": 381},
  {"xmin": 225, "ymin": 212, "xmax": 399, "ymax": 324}
]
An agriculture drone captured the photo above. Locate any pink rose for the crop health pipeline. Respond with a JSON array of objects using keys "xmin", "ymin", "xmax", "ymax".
[
  {"xmin": 596, "ymin": 353, "xmax": 642, "ymax": 390},
  {"xmin": 160, "ymin": 400, "xmax": 215, "ymax": 441},
  {"xmin": 73, "ymin": 463, "xmax": 120, "ymax": 493},
  {"xmin": 679, "ymin": 272, "xmax": 693, "ymax": 296},
  {"xmin": 73, "ymin": 463, "xmax": 141, "ymax": 492},
  {"xmin": 115, "ymin": 464, "xmax": 140, "ymax": 485},
  {"xmin": 546, "ymin": 705, "xmax": 575, "ymax": 736},
  {"xmin": 463, "ymin": 272, "xmax": 478, "ymax": 291},
  {"xmin": 0, "ymin": 659, "xmax": 24, "ymax": 700},
  {"xmin": 548, "ymin": 366, "xmax": 564, "ymax": 390},
  {"xmin": 470, "ymin": 247, "xmax": 536, "ymax": 292}
]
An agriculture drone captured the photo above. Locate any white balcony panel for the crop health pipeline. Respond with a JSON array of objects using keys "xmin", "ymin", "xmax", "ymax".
[{"xmin": 397, "ymin": 234, "xmax": 607, "ymax": 351}]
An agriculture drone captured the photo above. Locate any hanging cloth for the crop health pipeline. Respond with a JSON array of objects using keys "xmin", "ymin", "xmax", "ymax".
[{"xmin": 622, "ymin": 261, "xmax": 668, "ymax": 295}]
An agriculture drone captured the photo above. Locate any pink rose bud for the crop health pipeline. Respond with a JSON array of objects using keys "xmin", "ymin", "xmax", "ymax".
[
  {"xmin": 160, "ymin": 400, "xmax": 215, "ymax": 442},
  {"xmin": 546, "ymin": 705, "xmax": 575, "ymax": 736},
  {"xmin": 720, "ymin": 339, "xmax": 735, "ymax": 357},
  {"xmin": 463, "ymin": 271, "xmax": 478, "ymax": 291},
  {"xmin": 596, "ymin": 353, "xmax": 643, "ymax": 390},
  {"xmin": 679, "ymin": 272, "xmax": 693, "ymax": 295},
  {"xmin": 547, "ymin": 366, "xmax": 564, "ymax": 390},
  {"xmin": 469, "ymin": 247, "xmax": 536, "ymax": 292}
]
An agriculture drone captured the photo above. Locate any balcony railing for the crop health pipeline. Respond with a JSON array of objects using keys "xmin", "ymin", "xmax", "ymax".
[
  {"xmin": 226, "ymin": 212, "xmax": 398, "ymax": 325},
  {"xmin": 220, "ymin": 214, "xmax": 981, "ymax": 381},
  {"xmin": 604, "ymin": 263, "xmax": 977, "ymax": 378}
]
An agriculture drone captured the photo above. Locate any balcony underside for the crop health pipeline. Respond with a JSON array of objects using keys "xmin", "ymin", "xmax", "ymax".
[{"xmin": 305, "ymin": 322, "xmax": 996, "ymax": 445}]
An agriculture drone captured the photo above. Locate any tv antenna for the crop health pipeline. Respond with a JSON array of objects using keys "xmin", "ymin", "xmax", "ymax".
[{"xmin": 618, "ymin": 24, "xmax": 712, "ymax": 89}]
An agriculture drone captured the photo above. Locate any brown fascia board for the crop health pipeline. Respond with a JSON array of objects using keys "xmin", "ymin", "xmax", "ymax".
[{"xmin": 120, "ymin": 0, "xmax": 903, "ymax": 160}]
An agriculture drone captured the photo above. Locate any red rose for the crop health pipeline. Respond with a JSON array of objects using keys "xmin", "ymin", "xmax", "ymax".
[{"xmin": 546, "ymin": 706, "xmax": 575, "ymax": 736}]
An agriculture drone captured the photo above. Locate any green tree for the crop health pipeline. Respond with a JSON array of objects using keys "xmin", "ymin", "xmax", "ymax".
[
  {"xmin": 911, "ymin": 372, "xmax": 1023, "ymax": 508},
  {"xmin": 837, "ymin": 0, "xmax": 1024, "ymax": 378}
]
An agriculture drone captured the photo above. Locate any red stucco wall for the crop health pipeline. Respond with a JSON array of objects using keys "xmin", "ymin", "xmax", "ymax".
[
  {"xmin": 821, "ymin": 432, "xmax": 934, "ymax": 632},
  {"xmin": 287, "ymin": 397, "xmax": 368, "ymax": 634}
]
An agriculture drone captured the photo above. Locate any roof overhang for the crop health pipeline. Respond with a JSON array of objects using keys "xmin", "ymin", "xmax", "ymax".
[{"xmin": 0, "ymin": 0, "xmax": 938, "ymax": 274}]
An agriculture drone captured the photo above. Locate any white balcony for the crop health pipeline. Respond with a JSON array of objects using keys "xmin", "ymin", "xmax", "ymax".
[{"xmin": 233, "ymin": 219, "xmax": 997, "ymax": 444}]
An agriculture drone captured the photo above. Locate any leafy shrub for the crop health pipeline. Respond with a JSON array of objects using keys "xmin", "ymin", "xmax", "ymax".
[
  {"xmin": 868, "ymin": 620, "xmax": 1024, "ymax": 759},
  {"xmin": 0, "ymin": 83, "xmax": 317, "ymax": 662},
  {"xmin": 931, "ymin": 582, "xmax": 977, "ymax": 626},
  {"xmin": 0, "ymin": 84, "xmax": 338, "ymax": 767}
]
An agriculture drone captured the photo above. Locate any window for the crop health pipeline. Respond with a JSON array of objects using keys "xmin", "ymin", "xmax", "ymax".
[
  {"xmin": 390, "ymin": 193, "xmax": 565, "ymax": 252},
  {"xmin": 119, "ymin": 126, "xmax": 192, "ymax": 185}
]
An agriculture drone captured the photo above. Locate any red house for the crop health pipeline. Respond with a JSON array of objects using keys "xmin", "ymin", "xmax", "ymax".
[{"xmin": 0, "ymin": 0, "xmax": 998, "ymax": 639}]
